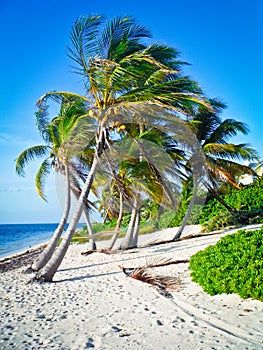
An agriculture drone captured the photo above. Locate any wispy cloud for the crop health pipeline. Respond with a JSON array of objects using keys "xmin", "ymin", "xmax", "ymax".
[
  {"xmin": 0, "ymin": 132, "xmax": 41, "ymax": 146},
  {"xmin": 0, "ymin": 132, "xmax": 13, "ymax": 142},
  {"xmin": 0, "ymin": 186, "xmax": 55, "ymax": 193},
  {"xmin": 0, "ymin": 186, "xmax": 35, "ymax": 192}
]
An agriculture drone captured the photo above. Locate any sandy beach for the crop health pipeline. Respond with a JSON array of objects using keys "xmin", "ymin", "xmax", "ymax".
[{"xmin": 0, "ymin": 225, "xmax": 262, "ymax": 350}]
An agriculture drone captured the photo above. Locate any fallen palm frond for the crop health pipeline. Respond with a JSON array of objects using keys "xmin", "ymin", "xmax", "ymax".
[{"xmin": 119, "ymin": 261, "xmax": 182, "ymax": 298}]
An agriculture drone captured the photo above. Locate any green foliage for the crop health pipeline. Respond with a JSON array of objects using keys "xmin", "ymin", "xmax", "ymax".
[
  {"xmin": 157, "ymin": 204, "xmax": 203, "ymax": 230},
  {"xmin": 168, "ymin": 206, "xmax": 186, "ymax": 227},
  {"xmin": 226, "ymin": 178, "xmax": 263, "ymax": 211},
  {"xmin": 158, "ymin": 210, "xmax": 177, "ymax": 229},
  {"xmin": 201, "ymin": 212, "xmax": 240, "ymax": 232},
  {"xmin": 201, "ymin": 208, "xmax": 263, "ymax": 232},
  {"xmin": 198, "ymin": 200, "xmax": 227, "ymax": 224},
  {"xmin": 74, "ymin": 213, "xmax": 157, "ymax": 244},
  {"xmin": 92, "ymin": 220, "xmax": 116, "ymax": 233},
  {"xmin": 189, "ymin": 227, "xmax": 263, "ymax": 301},
  {"xmin": 198, "ymin": 177, "xmax": 263, "ymax": 230}
]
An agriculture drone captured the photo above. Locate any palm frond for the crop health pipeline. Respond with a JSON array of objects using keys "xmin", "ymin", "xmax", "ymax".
[
  {"xmin": 205, "ymin": 119, "xmax": 250, "ymax": 145},
  {"xmin": 98, "ymin": 15, "xmax": 150, "ymax": 61},
  {"xmin": 35, "ymin": 158, "xmax": 52, "ymax": 201},
  {"xmin": 35, "ymin": 105, "xmax": 51, "ymax": 142},
  {"xmin": 143, "ymin": 43, "xmax": 184, "ymax": 69},
  {"xmin": 15, "ymin": 145, "xmax": 50, "ymax": 176},
  {"xmin": 67, "ymin": 15, "xmax": 103, "ymax": 74},
  {"xmin": 203, "ymin": 143, "xmax": 258, "ymax": 161},
  {"xmin": 120, "ymin": 263, "xmax": 182, "ymax": 298},
  {"xmin": 205, "ymin": 160, "xmax": 239, "ymax": 188},
  {"xmin": 214, "ymin": 158, "xmax": 257, "ymax": 177},
  {"xmin": 116, "ymin": 77, "xmax": 207, "ymax": 112},
  {"xmin": 37, "ymin": 91, "xmax": 89, "ymax": 108}
]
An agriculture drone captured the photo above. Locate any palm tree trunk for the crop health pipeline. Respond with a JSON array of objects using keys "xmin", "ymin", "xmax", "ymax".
[
  {"xmin": 35, "ymin": 154, "xmax": 99, "ymax": 281},
  {"xmin": 108, "ymin": 192, "xmax": 123, "ymax": 250},
  {"xmin": 120, "ymin": 198, "xmax": 139, "ymax": 250},
  {"xmin": 121, "ymin": 123, "xmax": 143, "ymax": 249},
  {"xmin": 70, "ymin": 176, "xmax": 96, "ymax": 249},
  {"xmin": 34, "ymin": 121, "xmax": 107, "ymax": 282},
  {"xmin": 131, "ymin": 208, "xmax": 140, "ymax": 247},
  {"xmin": 31, "ymin": 164, "xmax": 71, "ymax": 271},
  {"xmin": 82, "ymin": 207, "xmax": 96, "ymax": 250},
  {"xmin": 172, "ymin": 177, "xmax": 198, "ymax": 241}
]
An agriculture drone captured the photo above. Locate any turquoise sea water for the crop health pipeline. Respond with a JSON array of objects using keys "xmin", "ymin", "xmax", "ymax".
[{"xmin": 0, "ymin": 223, "xmax": 84, "ymax": 259}]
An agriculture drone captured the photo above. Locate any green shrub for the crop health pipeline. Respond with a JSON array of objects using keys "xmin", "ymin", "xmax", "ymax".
[
  {"xmin": 158, "ymin": 210, "xmax": 177, "ymax": 229},
  {"xmin": 201, "ymin": 208, "xmax": 263, "ymax": 232},
  {"xmin": 189, "ymin": 227, "xmax": 263, "ymax": 301},
  {"xmin": 198, "ymin": 177, "xmax": 263, "ymax": 226},
  {"xmin": 197, "ymin": 177, "xmax": 263, "ymax": 231},
  {"xmin": 201, "ymin": 211, "xmax": 240, "ymax": 232}
]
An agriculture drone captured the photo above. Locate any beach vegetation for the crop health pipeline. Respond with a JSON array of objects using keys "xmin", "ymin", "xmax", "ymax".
[
  {"xmin": 72, "ymin": 176, "xmax": 263, "ymax": 245},
  {"xmin": 199, "ymin": 176, "xmax": 263, "ymax": 231},
  {"xmin": 189, "ymin": 227, "xmax": 263, "ymax": 301}
]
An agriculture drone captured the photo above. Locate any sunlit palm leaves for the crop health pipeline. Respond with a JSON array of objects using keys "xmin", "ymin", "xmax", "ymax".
[
  {"xmin": 15, "ymin": 100, "xmax": 91, "ymax": 200},
  {"xmin": 192, "ymin": 98, "xmax": 258, "ymax": 189}
]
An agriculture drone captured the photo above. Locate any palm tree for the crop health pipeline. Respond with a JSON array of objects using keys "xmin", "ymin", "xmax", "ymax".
[
  {"xmin": 116, "ymin": 128, "xmax": 184, "ymax": 249},
  {"xmin": 172, "ymin": 98, "xmax": 259, "ymax": 240},
  {"xmin": 34, "ymin": 14, "xmax": 208, "ymax": 281},
  {"xmin": 16, "ymin": 100, "xmax": 95, "ymax": 270}
]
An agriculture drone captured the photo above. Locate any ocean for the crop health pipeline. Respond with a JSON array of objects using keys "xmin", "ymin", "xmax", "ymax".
[{"xmin": 0, "ymin": 223, "xmax": 85, "ymax": 259}]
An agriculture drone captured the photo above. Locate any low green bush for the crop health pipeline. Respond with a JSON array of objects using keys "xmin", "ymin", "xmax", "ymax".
[
  {"xmin": 189, "ymin": 227, "xmax": 263, "ymax": 301},
  {"xmin": 201, "ymin": 208, "xmax": 263, "ymax": 232},
  {"xmin": 158, "ymin": 210, "xmax": 177, "ymax": 229},
  {"xmin": 198, "ymin": 177, "xmax": 263, "ymax": 226},
  {"xmin": 201, "ymin": 211, "xmax": 239, "ymax": 232}
]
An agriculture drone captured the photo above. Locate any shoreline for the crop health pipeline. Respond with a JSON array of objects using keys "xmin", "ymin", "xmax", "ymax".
[
  {"xmin": 0, "ymin": 223, "xmax": 261, "ymax": 270},
  {"xmin": 0, "ymin": 222, "xmax": 86, "ymax": 261},
  {"xmin": 0, "ymin": 241, "xmax": 48, "ymax": 262},
  {"xmin": 0, "ymin": 244, "xmax": 47, "ymax": 273},
  {"xmin": 1, "ymin": 223, "xmax": 261, "ymax": 261}
]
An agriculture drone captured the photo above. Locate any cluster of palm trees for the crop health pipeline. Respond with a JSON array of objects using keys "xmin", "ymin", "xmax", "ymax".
[{"xmin": 16, "ymin": 15, "xmax": 258, "ymax": 282}]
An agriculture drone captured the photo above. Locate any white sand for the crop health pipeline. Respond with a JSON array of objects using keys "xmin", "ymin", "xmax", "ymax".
[{"xmin": 0, "ymin": 225, "xmax": 262, "ymax": 349}]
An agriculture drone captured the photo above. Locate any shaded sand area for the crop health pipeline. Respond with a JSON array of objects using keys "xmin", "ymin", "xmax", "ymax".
[{"xmin": 0, "ymin": 225, "xmax": 262, "ymax": 349}]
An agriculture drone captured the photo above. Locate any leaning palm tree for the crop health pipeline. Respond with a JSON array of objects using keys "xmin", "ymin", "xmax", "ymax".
[
  {"xmin": 172, "ymin": 98, "xmax": 259, "ymax": 240},
  {"xmin": 115, "ymin": 126, "xmax": 187, "ymax": 249},
  {"xmin": 34, "ymin": 14, "xmax": 208, "ymax": 281},
  {"xmin": 16, "ymin": 100, "xmax": 95, "ymax": 270}
]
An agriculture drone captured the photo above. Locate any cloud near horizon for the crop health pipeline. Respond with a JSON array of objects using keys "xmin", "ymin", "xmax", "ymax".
[{"xmin": 0, "ymin": 186, "xmax": 56, "ymax": 193}]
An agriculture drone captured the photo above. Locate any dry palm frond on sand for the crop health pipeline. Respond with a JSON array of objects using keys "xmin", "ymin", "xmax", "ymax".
[{"xmin": 119, "ymin": 258, "xmax": 184, "ymax": 298}]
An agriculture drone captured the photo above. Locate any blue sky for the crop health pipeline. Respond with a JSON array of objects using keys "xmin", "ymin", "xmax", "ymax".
[{"xmin": 0, "ymin": 0, "xmax": 262, "ymax": 224}]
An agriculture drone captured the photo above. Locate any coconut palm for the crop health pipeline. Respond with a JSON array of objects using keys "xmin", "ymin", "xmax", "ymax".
[
  {"xmin": 171, "ymin": 98, "xmax": 259, "ymax": 240},
  {"xmin": 34, "ymin": 14, "xmax": 208, "ymax": 281},
  {"xmin": 117, "ymin": 126, "xmax": 187, "ymax": 249},
  {"xmin": 16, "ymin": 100, "xmax": 96, "ymax": 270}
]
